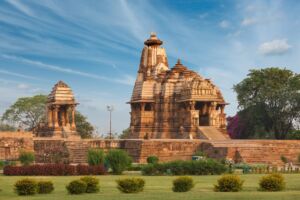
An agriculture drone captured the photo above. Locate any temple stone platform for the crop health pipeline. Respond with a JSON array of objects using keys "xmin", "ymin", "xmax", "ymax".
[{"xmin": 1, "ymin": 132, "xmax": 300, "ymax": 166}]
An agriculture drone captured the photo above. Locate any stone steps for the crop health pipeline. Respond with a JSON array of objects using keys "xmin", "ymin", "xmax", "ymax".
[
  {"xmin": 198, "ymin": 126, "xmax": 229, "ymax": 140},
  {"xmin": 66, "ymin": 141, "xmax": 89, "ymax": 164}
]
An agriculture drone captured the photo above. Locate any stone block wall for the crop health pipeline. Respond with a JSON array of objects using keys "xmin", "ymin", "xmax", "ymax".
[{"xmin": 0, "ymin": 132, "xmax": 34, "ymax": 161}]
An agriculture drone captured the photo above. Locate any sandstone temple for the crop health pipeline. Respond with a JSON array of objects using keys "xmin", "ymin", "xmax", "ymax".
[
  {"xmin": 37, "ymin": 81, "xmax": 79, "ymax": 139},
  {"xmin": 129, "ymin": 33, "xmax": 228, "ymax": 140},
  {"xmin": 1, "ymin": 33, "xmax": 300, "ymax": 167}
]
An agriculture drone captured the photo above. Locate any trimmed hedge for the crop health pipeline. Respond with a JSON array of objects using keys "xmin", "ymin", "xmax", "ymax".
[
  {"xmin": 259, "ymin": 173, "xmax": 285, "ymax": 191},
  {"xmin": 14, "ymin": 178, "xmax": 37, "ymax": 195},
  {"xmin": 37, "ymin": 181, "xmax": 54, "ymax": 194},
  {"xmin": 116, "ymin": 178, "xmax": 145, "ymax": 193},
  {"xmin": 80, "ymin": 176, "xmax": 100, "ymax": 193},
  {"xmin": 142, "ymin": 159, "xmax": 227, "ymax": 175},
  {"xmin": 66, "ymin": 180, "xmax": 87, "ymax": 195},
  {"xmin": 4, "ymin": 164, "xmax": 106, "ymax": 176},
  {"xmin": 214, "ymin": 174, "xmax": 244, "ymax": 192},
  {"xmin": 172, "ymin": 176, "xmax": 194, "ymax": 192}
]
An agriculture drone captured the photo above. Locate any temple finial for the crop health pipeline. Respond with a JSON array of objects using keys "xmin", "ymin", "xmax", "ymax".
[{"xmin": 177, "ymin": 59, "xmax": 181, "ymax": 65}]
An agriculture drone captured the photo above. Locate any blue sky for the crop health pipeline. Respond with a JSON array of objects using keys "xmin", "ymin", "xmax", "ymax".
[{"xmin": 0, "ymin": 0, "xmax": 300, "ymax": 135}]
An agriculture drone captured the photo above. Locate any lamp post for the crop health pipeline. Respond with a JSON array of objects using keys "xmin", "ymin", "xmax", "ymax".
[{"xmin": 107, "ymin": 105, "xmax": 114, "ymax": 139}]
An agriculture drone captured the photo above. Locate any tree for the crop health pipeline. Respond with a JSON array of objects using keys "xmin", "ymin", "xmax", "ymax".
[
  {"xmin": 234, "ymin": 68, "xmax": 300, "ymax": 139},
  {"xmin": 75, "ymin": 112, "xmax": 94, "ymax": 138},
  {"xmin": 1, "ymin": 95, "xmax": 47, "ymax": 130},
  {"xmin": 1, "ymin": 95, "xmax": 94, "ymax": 138},
  {"xmin": 119, "ymin": 127, "xmax": 131, "ymax": 139}
]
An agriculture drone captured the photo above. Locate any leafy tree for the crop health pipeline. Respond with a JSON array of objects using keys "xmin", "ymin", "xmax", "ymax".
[
  {"xmin": 234, "ymin": 68, "xmax": 300, "ymax": 139},
  {"xmin": 75, "ymin": 112, "xmax": 94, "ymax": 138},
  {"xmin": 119, "ymin": 127, "xmax": 131, "ymax": 139},
  {"xmin": 1, "ymin": 95, "xmax": 47, "ymax": 130},
  {"xmin": 1, "ymin": 95, "xmax": 94, "ymax": 138}
]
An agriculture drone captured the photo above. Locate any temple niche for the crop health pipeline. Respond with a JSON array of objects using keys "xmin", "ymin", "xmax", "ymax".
[
  {"xmin": 129, "ymin": 33, "xmax": 228, "ymax": 139},
  {"xmin": 37, "ymin": 81, "xmax": 79, "ymax": 138}
]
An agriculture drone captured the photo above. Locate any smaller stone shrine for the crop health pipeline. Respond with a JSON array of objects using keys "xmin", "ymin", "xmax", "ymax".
[{"xmin": 37, "ymin": 81, "xmax": 79, "ymax": 138}]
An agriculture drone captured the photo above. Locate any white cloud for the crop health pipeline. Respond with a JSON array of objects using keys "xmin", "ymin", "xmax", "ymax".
[
  {"xmin": 241, "ymin": 18, "xmax": 257, "ymax": 26},
  {"xmin": 1, "ymin": 54, "xmax": 134, "ymax": 85},
  {"xmin": 259, "ymin": 39, "xmax": 291, "ymax": 56},
  {"xmin": 17, "ymin": 83, "xmax": 29, "ymax": 89},
  {"xmin": 219, "ymin": 20, "xmax": 230, "ymax": 28}
]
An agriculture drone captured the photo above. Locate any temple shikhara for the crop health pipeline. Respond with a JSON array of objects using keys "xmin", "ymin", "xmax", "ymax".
[
  {"xmin": 37, "ymin": 81, "xmax": 79, "ymax": 138},
  {"xmin": 129, "ymin": 33, "xmax": 227, "ymax": 139}
]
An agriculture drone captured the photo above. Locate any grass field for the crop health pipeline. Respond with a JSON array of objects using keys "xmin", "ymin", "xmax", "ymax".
[{"xmin": 1, "ymin": 174, "xmax": 300, "ymax": 200}]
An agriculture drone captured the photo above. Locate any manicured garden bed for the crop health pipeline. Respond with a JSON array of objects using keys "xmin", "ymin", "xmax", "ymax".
[{"xmin": 1, "ymin": 174, "xmax": 300, "ymax": 200}]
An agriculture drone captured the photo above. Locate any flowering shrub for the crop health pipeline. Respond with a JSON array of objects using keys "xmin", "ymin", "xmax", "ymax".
[
  {"xmin": 14, "ymin": 178, "xmax": 38, "ymax": 195},
  {"xmin": 172, "ymin": 176, "xmax": 194, "ymax": 192},
  {"xmin": 116, "ymin": 178, "xmax": 145, "ymax": 193},
  {"xmin": 214, "ymin": 175, "xmax": 244, "ymax": 192},
  {"xmin": 259, "ymin": 173, "xmax": 285, "ymax": 191}
]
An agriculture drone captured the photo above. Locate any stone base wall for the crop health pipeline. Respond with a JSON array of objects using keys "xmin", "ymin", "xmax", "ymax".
[
  {"xmin": 1, "ymin": 131, "xmax": 300, "ymax": 166},
  {"xmin": 0, "ymin": 132, "xmax": 34, "ymax": 161}
]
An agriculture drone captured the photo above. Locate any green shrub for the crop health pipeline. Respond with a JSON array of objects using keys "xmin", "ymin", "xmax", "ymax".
[
  {"xmin": 37, "ymin": 181, "xmax": 54, "ymax": 194},
  {"xmin": 142, "ymin": 159, "xmax": 227, "ymax": 175},
  {"xmin": 105, "ymin": 149, "xmax": 132, "ymax": 174},
  {"xmin": 66, "ymin": 180, "xmax": 87, "ymax": 194},
  {"xmin": 127, "ymin": 164, "xmax": 145, "ymax": 171},
  {"xmin": 172, "ymin": 176, "xmax": 194, "ymax": 192},
  {"xmin": 280, "ymin": 155, "xmax": 288, "ymax": 163},
  {"xmin": 19, "ymin": 151, "xmax": 35, "ymax": 166},
  {"xmin": 147, "ymin": 156, "xmax": 159, "ymax": 164},
  {"xmin": 0, "ymin": 160, "xmax": 4, "ymax": 169},
  {"xmin": 233, "ymin": 163, "xmax": 252, "ymax": 174},
  {"xmin": 87, "ymin": 149, "xmax": 105, "ymax": 166},
  {"xmin": 259, "ymin": 173, "xmax": 285, "ymax": 191},
  {"xmin": 116, "ymin": 178, "xmax": 145, "ymax": 193},
  {"xmin": 80, "ymin": 176, "xmax": 99, "ymax": 193},
  {"xmin": 214, "ymin": 174, "xmax": 244, "ymax": 192},
  {"xmin": 14, "ymin": 178, "xmax": 37, "ymax": 195}
]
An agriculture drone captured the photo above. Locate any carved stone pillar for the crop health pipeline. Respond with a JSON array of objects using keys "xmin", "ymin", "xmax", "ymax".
[
  {"xmin": 47, "ymin": 107, "xmax": 53, "ymax": 127},
  {"xmin": 53, "ymin": 105, "xmax": 59, "ymax": 128},
  {"xmin": 71, "ymin": 105, "xmax": 76, "ymax": 128},
  {"xmin": 65, "ymin": 107, "xmax": 70, "ymax": 127}
]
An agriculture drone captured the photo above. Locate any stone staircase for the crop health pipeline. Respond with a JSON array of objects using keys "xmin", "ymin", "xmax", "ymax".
[
  {"xmin": 198, "ymin": 126, "xmax": 229, "ymax": 140},
  {"xmin": 66, "ymin": 141, "xmax": 89, "ymax": 164}
]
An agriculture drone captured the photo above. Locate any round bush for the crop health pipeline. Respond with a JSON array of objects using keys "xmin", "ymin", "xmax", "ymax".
[
  {"xmin": 147, "ymin": 156, "xmax": 159, "ymax": 164},
  {"xmin": 66, "ymin": 180, "xmax": 87, "ymax": 194},
  {"xmin": 14, "ymin": 178, "xmax": 37, "ymax": 195},
  {"xmin": 259, "ymin": 173, "xmax": 285, "ymax": 191},
  {"xmin": 80, "ymin": 176, "xmax": 100, "ymax": 193},
  {"xmin": 116, "ymin": 178, "xmax": 145, "ymax": 193},
  {"xmin": 172, "ymin": 176, "xmax": 194, "ymax": 192},
  {"xmin": 214, "ymin": 174, "xmax": 244, "ymax": 192},
  {"xmin": 87, "ymin": 149, "xmax": 105, "ymax": 166},
  {"xmin": 19, "ymin": 151, "xmax": 35, "ymax": 166},
  {"xmin": 37, "ymin": 181, "xmax": 54, "ymax": 194},
  {"xmin": 105, "ymin": 149, "xmax": 132, "ymax": 174}
]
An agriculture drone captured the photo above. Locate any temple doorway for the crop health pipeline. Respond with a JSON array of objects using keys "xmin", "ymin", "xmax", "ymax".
[{"xmin": 195, "ymin": 101, "xmax": 210, "ymax": 126}]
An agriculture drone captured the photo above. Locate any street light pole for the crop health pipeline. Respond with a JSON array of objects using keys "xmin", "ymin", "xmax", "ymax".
[{"xmin": 107, "ymin": 105, "xmax": 114, "ymax": 139}]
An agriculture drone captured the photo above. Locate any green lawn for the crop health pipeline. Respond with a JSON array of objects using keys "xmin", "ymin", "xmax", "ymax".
[{"xmin": 1, "ymin": 174, "xmax": 300, "ymax": 200}]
